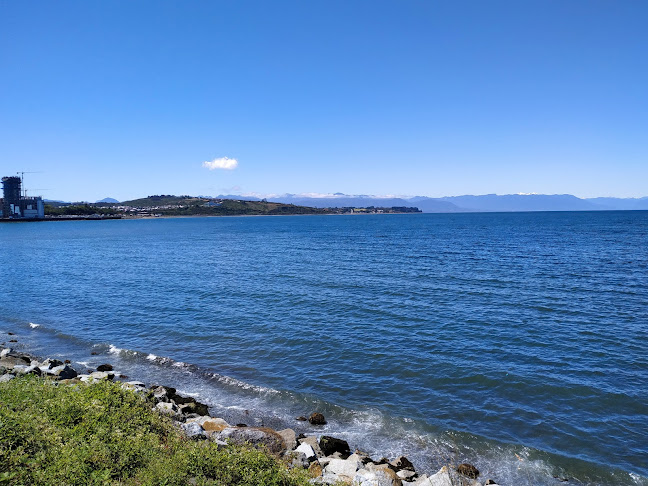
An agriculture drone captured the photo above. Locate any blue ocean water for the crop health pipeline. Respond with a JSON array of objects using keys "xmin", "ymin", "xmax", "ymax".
[{"xmin": 1, "ymin": 212, "xmax": 647, "ymax": 485}]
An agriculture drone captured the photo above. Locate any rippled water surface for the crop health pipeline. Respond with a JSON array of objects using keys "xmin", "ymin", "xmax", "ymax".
[{"xmin": 1, "ymin": 212, "xmax": 647, "ymax": 485}]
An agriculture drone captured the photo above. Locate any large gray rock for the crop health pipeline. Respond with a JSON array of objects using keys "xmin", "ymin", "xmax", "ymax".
[
  {"xmin": 12, "ymin": 365, "xmax": 41, "ymax": 376},
  {"xmin": 298, "ymin": 436, "xmax": 324, "ymax": 458},
  {"xmin": 277, "ymin": 428, "xmax": 297, "ymax": 450},
  {"xmin": 284, "ymin": 451, "xmax": 310, "ymax": 469},
  {"xmin": 181, "ymin": 422, "xmax": 207, "ymax": 439},
  {"xmin": 155, "ymin": 401, "xmax": 178, "ymax": 415},
  {"xmin": 354, "ymin": 467, "xmax": 403, "ymax": 486},
  {"xmin": 295, "ymin": 442, "xmax": 317, "ymax": 460},
  {"xmin": 323, "ymin": 456, "xmax": 363, "ymax": 482},
  {"xmin": 0, "ymin": 374, "xmax": 15, "ymax": 383},
  {"xmin": 217, "ymin": 427, "xmax": 286, "ymax": 454},
  {"xmin": 416, "ymin": 467, "xmax": 453, "ymax": 486}
]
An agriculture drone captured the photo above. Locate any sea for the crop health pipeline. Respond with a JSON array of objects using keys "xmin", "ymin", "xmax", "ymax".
[{"xmin": 1, "ymin": 211, "xmax": 646, "ymax": 486}]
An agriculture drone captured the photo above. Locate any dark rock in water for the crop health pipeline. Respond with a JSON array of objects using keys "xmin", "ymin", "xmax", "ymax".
[
  {"xmin": 9, "ymin": 340, "xmax": 17, "ymax": 343},
  {"xmin": 308, "ymin": 412, "xmax": 326, "ymax": 425},
  {"xmin": 64, "ymin": 360, "xmax": 71, "ymax": 364},
  {"xmin": 96, "ymin": 364, "xmax": 113, "ymax": 372},
  {"xmin": 181, "ymin": 422, "xmax": 207, "ymax": 440},
  {"xmin": 319, "ymin": 436, "xmax": 350, "ymax": 458},
  {"xmin": 178, "ymin": 401, "xmax": 209, "ymax": 416},
  {"xmin": 296, "ymin": 416, "xmax": 308, "ymax": 421},
  {"xmin": 457, "ymin": 463, "xmax": 480, "ymax": 479},
  {"xmin": 390, "ymin": 455, "xmax": 415, "ymax": 472},
  {"xmin": 218, "ymin": 427, "xmax": 286, "ymax": 454},
  {"xmin": 236, "ymin": 423, "xmax": 247, "ymax": 427},
  {"xmin": 171, "ymin": 394, "xmax": 195, "ymax": 405},
  {"xmin": 485, "ymin": 480, "xmax": 499, "ymax": 485},
  {"xmin": 119, "ymin": 374, "xmax": 128, "ymax": 379},
  {"xmin": 7, "ymin": 332, "xmax": 14, "ymax": 335},
  {"xmin": 91, "ymin": 352, "xmax": 98, "ymax": 355}
]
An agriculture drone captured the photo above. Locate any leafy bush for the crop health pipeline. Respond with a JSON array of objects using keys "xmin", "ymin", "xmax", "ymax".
[{"xmin": 0, "ymin": 376, "xmax": 309, "ymax": 486}]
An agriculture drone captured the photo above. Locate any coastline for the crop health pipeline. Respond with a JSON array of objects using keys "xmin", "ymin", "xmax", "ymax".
[
  {"xmin": 0, "ymin": 342, "xmax": 489, "ymax": 486},
  {"xmin": 2, "ymin": 321, "xmax": 645, "ymax": 486}
]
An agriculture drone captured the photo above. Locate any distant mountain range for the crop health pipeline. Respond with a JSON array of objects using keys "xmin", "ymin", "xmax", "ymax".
[
  {"xmin": 213, "ymin": 193, "xmax": 648, "ymax": 213},
  {"xmin": 52, "ymin": 194, "xmax": 648, "ymax": 213}
]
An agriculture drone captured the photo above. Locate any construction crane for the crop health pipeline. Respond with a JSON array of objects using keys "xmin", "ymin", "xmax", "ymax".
[{"xmin": 16, "ymin": 171, "xmax": 43, "ymax": 198}]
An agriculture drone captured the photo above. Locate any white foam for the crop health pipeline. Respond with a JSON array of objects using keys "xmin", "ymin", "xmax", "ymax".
[
  {"xmin": 146, "ymin": 354, "xmax": 157, "ymax": 360},
  {"xmin": 108, "ymin": 345, "xmax": 122, "ymax": 354},
  {"xmin": 29, "ymin": 322, "xmax": 40, "ymax": 328},
  {"xmin": 76, "ymin": 361, "xmax": 90, "ymax": 367}
]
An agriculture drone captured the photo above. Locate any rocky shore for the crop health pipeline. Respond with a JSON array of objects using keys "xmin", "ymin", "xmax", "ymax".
[{"xmin": 0, "ymin": 346, "xmax": 500, "ymax": 486}]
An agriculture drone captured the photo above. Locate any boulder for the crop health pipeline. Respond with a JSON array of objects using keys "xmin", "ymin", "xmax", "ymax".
[
  {"xmin": 285, "ymin": 451, "xmax": 310, "ymax": 469},
  {"xmin": 85, "ymin": 371, "xmax": 114, "ymax": 381},
  {"xmin": 0, "ymin": 374, "xmax": 15, "ymax": 383},
  {"xmin": 181, "ymin": 422, "xmax": 207, "ymax": 440},
  {"xmin": 217, "ymin": 427, "xmax": 286, "ymax": 454},
  {"xmin": 390, "ymin": 456, "xmax": 415, "ymax": 472},
  {"xmin": 298, "ymin": 436, "xmax": 324, "ymax": 458},
  {"xmin": 396, "ymin": 470, "xmax": 417, "ymax": 481},
  {"xmin": 417, "ymin": 467, "xmax": 453, "ymax": 486},
  {"xmin": 323, "ymin": 456, "xmax": 362, "ymax": 482},
  {"xmin": 277, "ymin": 428, "xmax": 297, "ymax": 450},
  {"xmin": 40, "ymin": 358, "xmax": 64, "ymax": 369},
  {"xmin": 126, "ymin": 381, "xmax": 146, "ymax": 388},
  {"xmin": 295, "ymin": 442, "xmax": 317, "ymax": 460},
  {"xmin": 308, "ymin": 461, "xmax": 323, "ymax": 478},
  {"xmin": 309, "ymin": 412, "xmax": 327, "ymax": 425},
  {"xmin": 485, "ymin": 481, "xmax": 499, "ymax": 485},
  {"xmin": 155, "ymin": 402, "xmax": 178, "ymax": 415},
  {"xmin": 354, "ymin": 467, "xmax": 403, "ymax": 486},
  {"xmin": 12, "ymin": 365, "xmax": 41, "ymax": 376},
  {"xmin": 0, "ymin": 348, "xmax": 10, "ymax": 358},
  {"xmin": 177, "ymin": 401, "xmax": 209, "ymax": 416},
  {"xmin": 96, "ymin": 364, "xmax": 113, "ymax": 372},
  {"xmin": 457, "ymin": 464, "xmax": 479, "ymax": 479},
  {"xmin": 296, "ymin": 416, "xmax": 308, "ymax": 421},
  {"xmin": 200, "ymin": 418, "xmax": 230, "ymax": 433},
  {"xmin": 320, "ymin": 435, "xmax": 351, "ymax": 458},
  {"xmin": 48, "ymin": 364, "xmax": 78, "ymax": 380},
  {"xmin": 150, "ymin": 386, "xmax": 170, "ymax": 402}
]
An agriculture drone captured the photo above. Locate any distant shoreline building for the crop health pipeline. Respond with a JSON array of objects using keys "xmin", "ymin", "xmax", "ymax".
[{"xmin": 0, "ymin": 176, "xmax": 45, "ymax": 219}]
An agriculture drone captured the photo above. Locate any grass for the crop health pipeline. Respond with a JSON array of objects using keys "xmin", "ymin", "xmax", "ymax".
[{"xmin": 0, "ymin": 375, "xmax": 310, "ymax": 486}]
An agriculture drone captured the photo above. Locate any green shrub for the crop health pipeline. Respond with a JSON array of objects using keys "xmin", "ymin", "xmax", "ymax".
[{"xmin": 0, "ymin": 375, "xmax": 309, "ymax": 486}]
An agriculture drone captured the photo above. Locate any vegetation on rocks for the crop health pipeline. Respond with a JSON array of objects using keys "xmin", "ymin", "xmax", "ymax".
[{"xmin": 0, "ymin": 375, "xmax": 310, "ymax": 486}]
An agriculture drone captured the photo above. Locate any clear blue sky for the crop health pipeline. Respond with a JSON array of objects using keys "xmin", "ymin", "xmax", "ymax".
[{"xmin": 1, "ymin": 1, "xmax": 646, "ymax": 201}]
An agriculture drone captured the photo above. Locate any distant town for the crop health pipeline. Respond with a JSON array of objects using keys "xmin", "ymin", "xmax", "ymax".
[{"xmin": 0, "ymin": 175, "xmax": 422, "ymax": 221}]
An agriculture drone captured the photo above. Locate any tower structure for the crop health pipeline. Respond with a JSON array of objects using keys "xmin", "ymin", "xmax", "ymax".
[{"xmin": 2, "ymin": 176, "xmax": 22, "ymax": 218}]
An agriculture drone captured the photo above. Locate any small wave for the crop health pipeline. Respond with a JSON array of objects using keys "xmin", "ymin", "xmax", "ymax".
[
  {"xmin": 29, "ymin": 322, "xmax": 40, "ymax": 328},
  {"xmin": 108, "ymin": 344, "xmax": 122, "ymax": 354},
  {"xmin": 213, "ymin": 373, "xmax": 279, "ymax": 394},
  {"xmin": 76, "ymin": 361, "xmax": 90, "ymax": 367}
]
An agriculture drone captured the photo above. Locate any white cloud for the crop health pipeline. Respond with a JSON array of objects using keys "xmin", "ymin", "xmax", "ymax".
[{"xmin": 202, "ymin": 157, "xmax": 239, "ymax": 170}]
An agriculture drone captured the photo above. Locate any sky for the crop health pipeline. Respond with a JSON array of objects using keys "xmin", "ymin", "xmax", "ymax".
[{"xmin": 1, "ymin": 1, "xmax": 647, "ymax": 202}]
